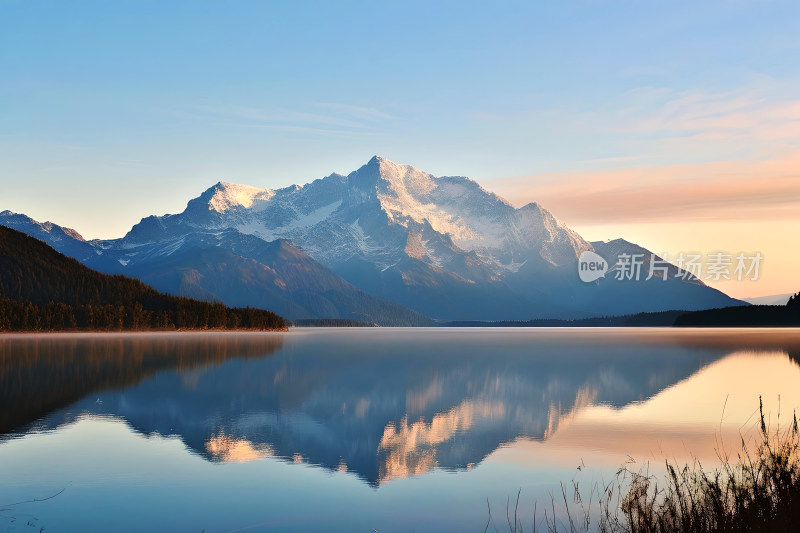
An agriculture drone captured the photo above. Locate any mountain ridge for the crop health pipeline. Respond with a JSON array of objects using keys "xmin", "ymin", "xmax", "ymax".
[
  {"xmin": 0, "ymin": 225, "xmax": 286, "ymax": 332},
  {"xmin": 1, "ymin": 156, "xmax": 745, "ymax": 321},
  {"xmin": 0, "ymin": 210, "xmax": 432, "ymax": 326}
]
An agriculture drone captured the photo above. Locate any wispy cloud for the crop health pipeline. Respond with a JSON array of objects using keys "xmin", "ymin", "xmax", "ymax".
[
  {"xmin": 477, "ymin": 80, "xmax": 800, "ymax": 225},
  {"xmin": 601, "ymin": 84, "xmax": 800, "ymax": 156},
  {"xmin": 239, "ymin": 122, "xmax": 367, "ymax": 139},
  {"xmin": 186, "ymin": 101, "xmax": 395, "ymax": 137},
  {"xmin": 312, "ymin": 102, "xmax": 395, "ymax": 121},
  {"xmin": 579, "ymin": 155, "xmax": 638, "ymax": 164}
]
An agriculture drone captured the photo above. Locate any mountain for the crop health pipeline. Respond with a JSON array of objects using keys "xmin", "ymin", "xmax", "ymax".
[
  {"xmin": 1, "ymin": 156, "xmax": 744, "ymax": 321},
  {"xmin": 742, "ymin": 293, "xmax": 793, "ymax": 306},
  {"xmin": 0, "ymin": 211, "xmax": 431, "ymax": 326},
  {"xmin": 673, "ymin": 293, "xmax": 800, "ymax": 327},
  {"xmin": 119, "ymin": 233, "xmax": 433, "ymax": 326},
  {"xmin": 0, "ymin": 226, "xmax": 285, "ymax": 331},
  {"xmin": 0, "ymin": 210, "xmax": 100, "ymax": 265},
  {"xmin": 148, "ymin": 158, "xmax": 593, "ymax": 319}
]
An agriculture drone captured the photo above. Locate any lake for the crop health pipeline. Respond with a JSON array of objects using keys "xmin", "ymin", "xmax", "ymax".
[{"xmin": 2, "ymin": 328, "xmax": 800, "ymax": 532}]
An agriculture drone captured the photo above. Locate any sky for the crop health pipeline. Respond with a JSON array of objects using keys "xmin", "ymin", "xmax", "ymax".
[{"xmin": 1, "ymin": 0, "xmax": 799, "ymax": 298}]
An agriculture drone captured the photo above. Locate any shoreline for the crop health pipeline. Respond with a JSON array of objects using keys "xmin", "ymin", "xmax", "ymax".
[
  {"xmin": 2, "ymin": 325, "xmax": 800, "ymax": 336},
  {"xmin": 0, "ymin": 327, "xmax": 288, "ymax": 336}
]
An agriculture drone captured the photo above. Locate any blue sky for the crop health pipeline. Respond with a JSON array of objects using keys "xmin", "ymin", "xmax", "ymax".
[{"xmin": 2, "ymin": 0, "xmax": 799, "ymax": 263}]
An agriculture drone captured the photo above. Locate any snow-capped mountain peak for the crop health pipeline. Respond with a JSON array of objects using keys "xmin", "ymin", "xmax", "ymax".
[
  {"xmin": 206, "ymin": 181, "xmax": 275, "ymax": 213},
  {"xmin": 157, "ymin": 156, "xmax": 591, "ymax": 272},
  {"xmin": 342, "ymin": 157, "xmax": 590, "ymax": 267},
  {"xmin": 1, "ymin": 156, "xmax": 745, "ymax": 321}
]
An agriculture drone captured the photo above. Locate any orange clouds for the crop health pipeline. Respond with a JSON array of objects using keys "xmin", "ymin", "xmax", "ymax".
[
  {"xmin": 478, "ymin": 147, "xmax": 800, "ymax": 298},
  {"xmin": 482, "ymin": 152, "xmax": 800, "ymax": 225}
]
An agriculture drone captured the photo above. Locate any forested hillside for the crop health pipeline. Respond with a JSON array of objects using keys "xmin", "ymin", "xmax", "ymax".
[{"xmin": 0, "ymin": 226, "xmax": 286, "ymax": 331}]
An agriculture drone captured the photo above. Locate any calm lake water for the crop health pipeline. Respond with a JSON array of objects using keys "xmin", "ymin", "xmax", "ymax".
[{"xmin": 2, "ymin": 328, "xmax": 800, "ymax": 532}]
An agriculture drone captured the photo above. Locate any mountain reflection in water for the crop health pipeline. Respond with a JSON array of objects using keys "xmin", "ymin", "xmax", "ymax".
[{"xmin": 3, "ymin": 328, "xmax": 800, "ymax": 487}]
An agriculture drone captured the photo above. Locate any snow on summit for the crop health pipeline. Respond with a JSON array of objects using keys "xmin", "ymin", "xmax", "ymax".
[
  {"xmin": 168, "ymin": 156, "xmax": 594, "ymax": 272},
  {"xmin": 160, "ymin": 156, "xmax": 593, "ymax": 275},
  {"xmin": 207, "ymin": 181, "xmax": 275, "ymax": 213},
  {"xmin": 362, "ymin": 157, "xmax": 589, "ymax": 264}
]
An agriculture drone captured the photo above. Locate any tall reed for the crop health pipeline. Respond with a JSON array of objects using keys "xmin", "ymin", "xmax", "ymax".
[{"xmin": 489, "ymin": 398, "xmax": 800, "ymax": 533}]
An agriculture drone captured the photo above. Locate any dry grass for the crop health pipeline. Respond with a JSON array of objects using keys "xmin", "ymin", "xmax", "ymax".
[{"xmin": 489, "ymin": 397, "xmax": 800, "ymax": 533}]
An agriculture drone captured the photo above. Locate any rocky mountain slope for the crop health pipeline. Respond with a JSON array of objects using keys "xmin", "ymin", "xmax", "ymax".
[{"xmin": 1, "ymin": 156, "xmax": 743, "ymax": 321}]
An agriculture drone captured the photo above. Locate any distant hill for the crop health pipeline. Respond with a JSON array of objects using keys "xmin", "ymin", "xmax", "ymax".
[
  {"xmin": 674, "ymin": 296, "xmax": 800, "ymax": 327},
  {"xmin": 443, "ymin": 309, "xmax": 687, "ymax": 327},
  {"xmin": 741, "ymin": 293, "xmax": 793, "ymax": 306},
  {"xmin": 0, "ymin": 226, "xmax": 286, "ymax": 331},
  {"xmin": 444, "ymin": 297, "xmax": 800, "ymax": 328}
]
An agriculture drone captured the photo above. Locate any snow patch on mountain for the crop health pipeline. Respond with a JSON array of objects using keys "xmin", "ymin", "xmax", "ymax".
[
  {"xmin": 500, "ymin": 259, "xmax": 527, "ymax": 273},
  {"xmin": 236, "ymin": 200, "xmax": 343, "ymax": 241},
  {"xmin": 404, "ymin": 232, "xmax": 444, "ymax": 267},
  {"xmin": 348, "ymin": 219, "xmax": 387, "ymax": 256},
  {"xmin": 371, "ymin": 158, "xmax": 494, "ymax": 248},
  {"xmin": 208, "ymin": 182, "xmax": 275, "ymax": 213}
]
